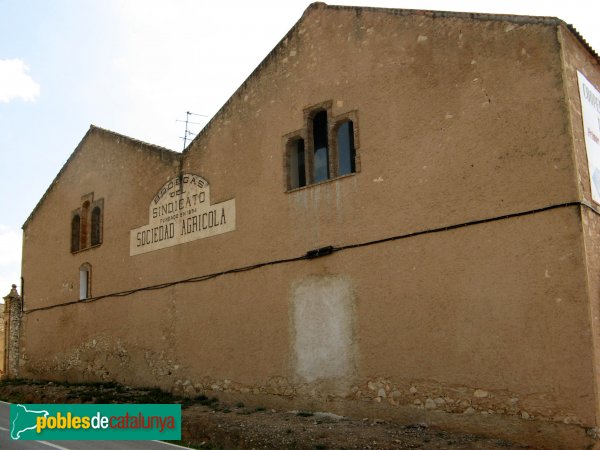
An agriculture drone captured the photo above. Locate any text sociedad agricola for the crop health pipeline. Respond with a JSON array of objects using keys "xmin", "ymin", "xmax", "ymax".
[{"xmin": 136, "ymin": 206, "xmax": 228, "ymax": 248}]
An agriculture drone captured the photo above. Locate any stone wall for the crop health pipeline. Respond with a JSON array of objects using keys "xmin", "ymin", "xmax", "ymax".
[
  {"xmin": 0, "ymin": 301, "xmax": 4, "ymax": 375},
  {"xmin": 3, "ymin": 285, "xmax": 21, "ymax": 379}
]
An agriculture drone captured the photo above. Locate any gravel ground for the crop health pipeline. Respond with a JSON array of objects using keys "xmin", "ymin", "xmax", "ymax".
[
  {"xmin": 0, "ymin": 380, "xmax": 531, "ymax": 449},
  {"xmin": 181, "ymin": 403, "xmax": 530, "ymax": 449}
]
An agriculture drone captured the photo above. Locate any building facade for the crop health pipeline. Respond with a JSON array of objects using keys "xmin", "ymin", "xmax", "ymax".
[
  {"xmin": 16, "ymin": 4, "xmax": 600, "ymax": 447},
  {"xmin": 0, "ymin": 302, "xmax": 4, "ymax": 376}
]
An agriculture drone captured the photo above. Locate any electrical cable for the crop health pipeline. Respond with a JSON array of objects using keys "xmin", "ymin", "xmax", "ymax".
[{"xmin": 23, "ymin": 200, "xmax": 586, "ymax": 315}]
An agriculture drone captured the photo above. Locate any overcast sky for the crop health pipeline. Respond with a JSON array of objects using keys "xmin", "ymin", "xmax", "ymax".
[{"xmin": 1, "ymin": 0, "xmax": 599, "ymax": 297}]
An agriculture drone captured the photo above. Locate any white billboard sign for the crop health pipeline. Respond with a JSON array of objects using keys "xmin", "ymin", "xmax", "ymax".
[
  {"xmin": 578, "ymin": 71, "xmax": 600, "ymax": 204},
  {"xmin": 130, "ymin": 174, "xmax": 235, "ymax": 256}
]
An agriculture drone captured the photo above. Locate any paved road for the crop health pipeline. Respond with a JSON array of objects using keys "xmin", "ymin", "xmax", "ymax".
[{"xmin": 0, "ymin": 401, "xmax": 190, "ymax": 450}]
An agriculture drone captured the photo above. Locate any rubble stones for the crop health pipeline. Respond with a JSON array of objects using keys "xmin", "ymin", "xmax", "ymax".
[
  {"xmin": 425, "ymin": 398, "xmax": 437, "ymax": 409},
  {"xmin": 474, "ymin": 389, "xmax": 489, "ymax": 398}
]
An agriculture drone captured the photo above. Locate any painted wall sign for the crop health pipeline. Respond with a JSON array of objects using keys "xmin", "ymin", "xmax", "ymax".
[
  {"xmin": 130, "ymin": 174, "xmax": 235, "ymax": 255},
  {"xmin": 578, "ymin": 72, "xmax": 600, "ymax": 204}
]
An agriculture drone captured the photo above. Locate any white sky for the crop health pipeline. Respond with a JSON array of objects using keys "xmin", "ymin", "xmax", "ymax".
[{"xmin": 0, "ymin": 0, "xmax": 599, "ymax": 298}]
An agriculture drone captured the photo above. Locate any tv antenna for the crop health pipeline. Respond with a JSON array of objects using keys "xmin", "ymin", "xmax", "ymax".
[{"xmin": 177, "ymin": 111, "xmax": 208, "ymax": 150}]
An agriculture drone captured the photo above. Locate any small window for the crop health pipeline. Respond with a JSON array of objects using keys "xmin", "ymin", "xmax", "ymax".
[
  {"xmin": 284, "ymin": 103, "xmax": 358, "ymax": 191},
  {"xmin": 313, "ymin": 111, "xmax": 329, "ymax": 183},
  {"xmin": 71, "ymin": 214, "xmax": 81, "ymax": 252},
  {"xmin": 288, "ymin": 138, "xmax": 306, "ymax": 189},
  {"xmin": 79, "ymin": 263, "xmax": 91, "ymax": 300},
  {"xmin": 70, "ymin": 195, "xmax": 103, "ymax": 253},
  {"xmin": 91, "ymin": 206, "xmax": 102, "ymax": 246},
  {"xmin": 337, "ymin": 121, "xmax": 355, "ymax": 176},
  {"xmin": 80, "ymin": 201, "xmax": 90, "ymax": 249}
]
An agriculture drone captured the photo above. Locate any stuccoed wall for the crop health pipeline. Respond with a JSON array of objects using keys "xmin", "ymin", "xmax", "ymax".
[
  {"xmin": 0, "ymin": 302, "xmax": 4, "ymax": 375},
  {"xmin": 560, "ymin": 21, "xmax": 600, "ymax": 442},
  {"xmin": 18, "ymin": 4, "xmax": 600, "ymax": 448},
  {"xmin": 20, "ymin": 207, "xmax": 594, "ymax": 447}
]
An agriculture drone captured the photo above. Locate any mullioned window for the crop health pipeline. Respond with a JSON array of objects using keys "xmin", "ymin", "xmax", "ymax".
[
  {"xmin": 284, "ymin": 101, "xmax": 359, "ymax": 190},
  {"xmin": 71, "ymin": 194, "xmax": 103, "ymax": 253}
]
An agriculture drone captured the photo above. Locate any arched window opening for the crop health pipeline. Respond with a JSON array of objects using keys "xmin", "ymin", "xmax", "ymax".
[
  {"xmin": 288, "ymin": 138, "xmax": 306, "ymax": 189},
  {"xmin": 70, "ymin": 195, "xmax": 103, "ymax": 252},
  {"xmin": 79, "ymin": 263, "xmax": 91, "ymax": 300},
  {"xmin": 80, "ymin": 201, "xmax": 90, "ymax": 249},
  {"xmin": 91, "ymin": 206, "xmax": 102, "ymax": 246},
  {"xmin": 284, "ymin": 105, "xmax": 358, "ymax": 191},
  {"xmin": 337, "ymin": 121, "xmax": 356, "ymax": 176},
  {"xmin": 71, "ymin": 215, "xmax": 81, "ymax": 253},
  {"xmin": 312, "ymin": 110, "xmax": 329, "ymax": 183}
]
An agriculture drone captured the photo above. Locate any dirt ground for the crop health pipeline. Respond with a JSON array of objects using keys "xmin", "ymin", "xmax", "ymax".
[{"xmin": 0, "ymin": 380, "xmax": 530, "ymax": 449}]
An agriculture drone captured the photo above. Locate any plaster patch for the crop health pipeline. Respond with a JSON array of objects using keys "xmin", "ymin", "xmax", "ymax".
[{"xmin": 291, "ymin": 275, "xmax": 355, "ymax": 383}]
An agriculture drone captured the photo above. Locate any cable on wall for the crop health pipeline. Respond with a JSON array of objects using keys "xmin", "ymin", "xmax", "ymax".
[{"xmin": 23, "ymin": 200, "xmax": 585, "ymax": 315}]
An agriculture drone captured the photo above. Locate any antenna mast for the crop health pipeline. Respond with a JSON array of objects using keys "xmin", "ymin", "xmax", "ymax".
[{"xmin": 177, "ymin": 111, "xmax": 208, "ymax": 150}]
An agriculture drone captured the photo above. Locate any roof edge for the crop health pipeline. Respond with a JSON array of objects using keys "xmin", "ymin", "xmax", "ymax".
[
  {"xmin": 323, "ymin": 4, "xmax": 597, "ymax": 61},
  {"xmin": 564, "ymin": 23, "xmax": 600, "ymax": 62},
  {"xmin": 183, "ymin": 2, "xmax": 322, "ymax": 154},
  {"xmin": 183, "ymin": 2, "xmax": 598, "ymax": 154},
  {"xmin": 89, "ymin": 125, "xmax": 180, "ymax": 156},
  {"xmin": 22, "ymin": 125, "xmax": 180, "ymax": 229}
]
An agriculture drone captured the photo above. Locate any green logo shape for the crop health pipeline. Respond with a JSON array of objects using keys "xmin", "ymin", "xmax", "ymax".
[
  {"xmin": 10, "ymin": 403, "xmax": 181, "ymax": 440},
  {"xmin": 10, "ymin": 404, "xmax": 49, "ymax": 439}
]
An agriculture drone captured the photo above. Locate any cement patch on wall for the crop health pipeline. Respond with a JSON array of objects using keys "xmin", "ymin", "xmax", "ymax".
[{"xmin": 290, "ymin": 275, "xmax": 355, "ymax": 384}]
